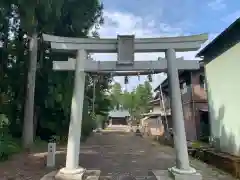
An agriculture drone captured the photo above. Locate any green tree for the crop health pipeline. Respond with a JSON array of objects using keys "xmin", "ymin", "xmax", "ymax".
[
  {"xmin": 109, "ymin": 82, "xmax": 122, "ymax": 110},
  {"xmin": 121, "ymin": 90, "xmax": 135, "ymax": 115},
  {"xmin": 109, "ymin": 80, "xmax": 153, "ymax": 119},
  {"xmin": 0, "ymin": 0, "xmax": 109, "ymax": 159},
  {"xmin": 134, "ymin": 81, "xmax": 153, "ymax": 114}
]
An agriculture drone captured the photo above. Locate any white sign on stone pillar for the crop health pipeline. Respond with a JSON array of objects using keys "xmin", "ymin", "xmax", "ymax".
[{"xmin": 47, "ymin": 142, "xmax": 56, "ymax": 167}]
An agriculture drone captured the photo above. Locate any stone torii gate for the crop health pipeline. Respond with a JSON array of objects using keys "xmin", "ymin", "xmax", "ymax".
[{"xmin": 42, "ymin": 34, "xmax": 208, "ymax": 180}]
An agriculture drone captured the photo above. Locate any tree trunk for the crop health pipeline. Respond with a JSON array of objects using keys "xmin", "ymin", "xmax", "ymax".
[
  {"xmin": 22, "ymin": 32, "xmax": 38, "ymax": 148},
  {"xmin": 33, "ymin": 106, "xmax": 39, "ymax": 139}
]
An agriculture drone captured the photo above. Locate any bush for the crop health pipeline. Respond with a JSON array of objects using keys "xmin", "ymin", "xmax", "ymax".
[
  {"xmin": 81, "ymin": 116, "xmax": 96, "ymax": 139},
  {"xmin": 0, "ymin": 135, "xmax": 21, "ymax": 161},
  {"xmin": 0, "ymin": 114, "xmax": 21, "ymax": 161}
]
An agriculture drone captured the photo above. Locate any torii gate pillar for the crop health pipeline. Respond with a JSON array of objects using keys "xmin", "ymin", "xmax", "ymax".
[
  {"xmin": 55, "ymin": 50, "xmax": 87, "ymax": 179},
  {"xmin": 165, "ymin": 48, "xmax": 200, "ymax": 178}
]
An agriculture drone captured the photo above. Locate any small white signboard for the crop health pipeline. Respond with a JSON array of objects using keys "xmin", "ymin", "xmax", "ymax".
[{"xmin": 47, "ymin": 142, "xmax": 56, "ymax": 167}]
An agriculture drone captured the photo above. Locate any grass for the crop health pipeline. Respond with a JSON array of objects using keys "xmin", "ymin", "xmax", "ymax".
[
  {"xmin": 0, "ymin": 135, "xmax": 54, "ymax": 162},
  {"xmin": 0, "ymin": 131, "xmax": 93, "ymax": 163}
]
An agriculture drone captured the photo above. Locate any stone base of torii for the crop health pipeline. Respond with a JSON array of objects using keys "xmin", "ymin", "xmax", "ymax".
[{"xmin": 40, "ymin": 34, "xmax": 208, "ymax": 180}]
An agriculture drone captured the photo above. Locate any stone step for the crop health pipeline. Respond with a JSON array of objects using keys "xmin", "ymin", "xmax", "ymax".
[
  {"xmin": 40, "ymin": 169, "xmax": 101, "ymax": 180},
  {"xmin": 148, "ymin": 170, "xmax": 202, "ymax": 180},
  {"xmin": 83, "ymin": 170, "xmax": 101, "ymax": 180},
  {"xmin": 99, "ymin": 174, "xmax": 152, "ymax": 180}
]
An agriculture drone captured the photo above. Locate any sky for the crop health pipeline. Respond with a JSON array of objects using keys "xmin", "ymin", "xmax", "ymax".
[{"xmin": 91, "ymin": 0, "xmax": 240, "ymax": 92}]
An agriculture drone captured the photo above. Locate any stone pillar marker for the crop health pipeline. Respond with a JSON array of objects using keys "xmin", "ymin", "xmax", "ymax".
[
  {"xmin": 47, "ymin": 142, "xmax": 56, "ymax": 167},
  {"xmin": 55, "ymin": 49, "xmax": 86, "ymax": 179}
]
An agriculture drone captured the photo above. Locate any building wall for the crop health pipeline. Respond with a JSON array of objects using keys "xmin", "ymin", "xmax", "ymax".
[
  {"xmin": 152, "ymin": 96, "xmax": 171, "ymax": 113},
  {"xmin": 153, "ymin": 70, "xmax": 208, "ymax": 141},
  {"xmin": 160, "ymin": 93, "xmax": 171, "ymax": 110},
  {"xmin": 148, "ymin": 103, "xmax": 172, "ymax": 135},
  {"xmin": 181, "ymin": 86, "xmax": 192, "ymax": 103},
  {"xmin": 182, "ymin": 103, "xmax": 196, "ymax": 140},
  {"xmin": 180, "ymin": 69, "xmax": 207, "ymax": 103},
  {"xmin": 110, "ymin": 117, "xmax": 127, "ymax": 125},
  {"xmin": 180, "ymin": 70, "xmax": 208, "ymax": 141},
  {"xmin": 192, "ymin": 71, "xmax": 208, "ymax": 102},
  {"xmin": 205, "ymin": 42, "xmax": 240, "ymax": 156},
  {"xmin": 182, "ymin": 101, "xmax": 209, "ymax": 141},
  {"xmin": 188, "ymin": 71, "xmax": 208, "ymax": 140},
  {"xmin": 153, "ymin": 104, "xmax": 161, "ymax": 112}
]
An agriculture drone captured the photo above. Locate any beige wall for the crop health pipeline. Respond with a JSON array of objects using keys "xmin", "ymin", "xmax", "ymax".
[
  {"xmin": 153, "ymin": 105, "xmax": 161, "ymax": 112},
  {"xmin": 205, "ymin": 42, "xmax": 240, "ymax": 156}
]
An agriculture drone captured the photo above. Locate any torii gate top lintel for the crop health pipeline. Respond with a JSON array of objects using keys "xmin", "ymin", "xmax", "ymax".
[
  {"xmin": 43, "ymin": 33, "xmax": 208, "ymax": 74},
  {"xmin": 42, "ymin": 33, "xmax": 208, "ymax": 53}
]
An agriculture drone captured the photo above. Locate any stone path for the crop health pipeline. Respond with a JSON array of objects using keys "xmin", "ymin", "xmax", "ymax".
[
  {"xmin": 0, "ymin": 131, "xmax": 237, "ymax": 179},
  {"xmin": 79, "ymin": 132, "xmax": 237, "ymax": 180}
]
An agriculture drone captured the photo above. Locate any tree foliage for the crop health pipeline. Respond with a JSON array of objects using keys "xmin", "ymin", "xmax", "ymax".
[
  {"xmin": 0, "ymin": 0, "xmax": 110, "ymax": 160},
  {"xmin": 109, "ymin": 81, "xmax": 153, "ymax": 119},
  {"xmin": 109, "ymin": 82, "xmax": 122, "ymax": 109}
]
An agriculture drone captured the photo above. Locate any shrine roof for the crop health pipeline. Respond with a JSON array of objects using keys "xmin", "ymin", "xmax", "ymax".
[
  {"xmin": 108, "ymin": 109, "xmax": 130, "ymax": 118},
  {"xmin": 153, "ymin": 71, "xmax": 185, "ymax": 92}
]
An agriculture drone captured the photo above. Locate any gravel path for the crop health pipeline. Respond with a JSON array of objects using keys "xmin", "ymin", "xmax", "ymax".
[
  {"xmin": 79, "ymin": 132, "xmax": 237, "ymax": 180},
  {"xmin": 0, "ymin": 131, "xmax": 237, "ymax": 180}
]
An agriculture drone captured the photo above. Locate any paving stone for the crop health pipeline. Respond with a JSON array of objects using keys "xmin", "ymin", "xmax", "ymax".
[
  {"xmin": 4, "ymin": 130, "xmax": 235, "ymax": 180},
  {"xmin": 81, "ymin": 132, "xmax": 236, "ymax": 180}
]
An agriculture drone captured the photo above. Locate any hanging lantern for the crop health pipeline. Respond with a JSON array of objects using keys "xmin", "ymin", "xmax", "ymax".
[
  {"xmin": 138, "ymin": 72, "xmax": 140, "ymax": 81},
  {"xmin": 124, "ymin": 84, "xmax": 128, "ymax": 92},
  {"xmin": 91, "ymin": 75, "xmax": 96, "ymax": 86},
  {"xmin": 124, "ymin": 76, "xmax": 129, "ymax": 84},
  {"xmin": 148, "ymin": 74, "xmax": 152, "ymax": 82},
  {"xmin": 99, "ymin": 75, "xmax": 104, "ymax": 84},
  {"xmin": 110, "ymin": 72, "xmax": 114, "ymax": 79}
]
